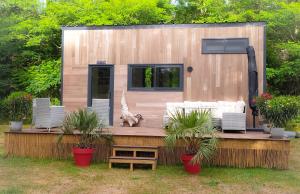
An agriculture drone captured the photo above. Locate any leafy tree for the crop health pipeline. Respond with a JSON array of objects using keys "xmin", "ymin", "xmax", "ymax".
[
  {"xmin": 0, "ymin": 0, "xmax": 299, "ymax": 99},
  {"xmin": 24, "ymin": 59, "xmax": 61, "ymax": 97}
]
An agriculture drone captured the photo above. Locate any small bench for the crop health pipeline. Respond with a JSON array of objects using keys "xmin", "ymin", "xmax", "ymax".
[{"xmin": 109, "ymin": 145, "xmax": 158, "ymax": 171}]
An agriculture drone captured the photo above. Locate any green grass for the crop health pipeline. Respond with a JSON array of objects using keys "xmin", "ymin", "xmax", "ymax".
[{"xmin": 0, "ymin": 125, "xmax": 300, "ymax": 194}]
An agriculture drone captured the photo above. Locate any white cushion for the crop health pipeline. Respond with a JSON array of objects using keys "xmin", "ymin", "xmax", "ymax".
[
  {"xmin": 165, "ymin": 100, "xmax": 246, "ymax": 119},
  {"xmin": 235, "ymin": 100, "xmax": 246, "ymax": 113},
  {"xmin": 166, "ymin": 102, "xmax": 184, "ymax": 116}
]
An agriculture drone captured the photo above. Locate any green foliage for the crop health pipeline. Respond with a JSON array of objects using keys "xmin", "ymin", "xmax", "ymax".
[
  {"xmin": 266, "ymin": 42, "xmax": 300, "ymax": 95},
  {"xmin": 50, "ymin": 98, "xmax": 61, "ymax": 106},
  {"xmin": 286, "ymin": 115, "xmax": 300, "ymax": 132},
  {"xmin": 60, "ymin": 109, "xmax": 112, "ymax": 148},
  {"xmin": 145, "ymin": 67, "xmax": 152, "ymax": 88},
  {"xmin": 257, "ymin": 95, "xmax": 300, "ymax": 128},
  {"xmin": 0, "ymin": 0, "xmax": 299, "ymax": 97},
  {"xmin": 2, "ymin": 92, "xmax": 32, "ymax": 121},
  {"xmin": 24, "ymin": 59, "xmax": 61, "ymax": 97},
  {"xmin": 165, "ymin": 110, "xmax": 218, "ymax": 164}
]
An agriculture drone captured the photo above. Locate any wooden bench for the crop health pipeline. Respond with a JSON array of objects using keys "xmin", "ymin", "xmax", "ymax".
[{"xmin": 109, "ymin": 145, "xmax": 158, "ymax": 171}]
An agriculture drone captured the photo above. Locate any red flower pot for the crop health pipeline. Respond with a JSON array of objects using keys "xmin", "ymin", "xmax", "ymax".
[
  {"xmin": 72, "ymin": 147, "xmax": 94, "ymax": 167},
  {"xmin": 181, "ymin": 154, "xmax": 201, "ymax": 174}
]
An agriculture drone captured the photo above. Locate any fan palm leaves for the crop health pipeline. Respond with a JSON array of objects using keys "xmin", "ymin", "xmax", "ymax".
[
  {"xmin": 165, "ymin": 110, "xmax": 218, "ymax": 164},
  {"xmin": 59, "ymin": 109, "xmax": 112, "ymax": 148}
]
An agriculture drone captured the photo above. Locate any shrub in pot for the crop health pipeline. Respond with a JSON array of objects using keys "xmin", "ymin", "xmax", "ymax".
[
  {"xmin": 165, "ymin": 110, "xmax": 218, "ymax": 174},
  {"xmin": 257, "ymin": 95, "xmax": 300, "ymax": 138},
  {"xmin": 59, "ymin": 109, "xmax": 112, "ymax": 167},
  {"xmin": 2, "ymin": 92, "xmax": 32, "ymax": 131}
]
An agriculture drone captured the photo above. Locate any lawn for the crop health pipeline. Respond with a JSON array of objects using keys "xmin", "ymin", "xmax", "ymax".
[{"xmin": 0, "ymin": 125, "xmax": 299, "ymax": 194}]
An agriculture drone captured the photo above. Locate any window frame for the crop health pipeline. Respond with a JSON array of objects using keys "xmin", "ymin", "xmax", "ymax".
[
  {"xmin": 202, "ymin": 38, "xmax": 249, "ymax": 54},
  {"xmin": 127, "ymin": 64, "xmax": 184, "ymax": 91}
]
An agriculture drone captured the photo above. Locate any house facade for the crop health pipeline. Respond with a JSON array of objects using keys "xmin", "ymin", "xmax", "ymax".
[{"xmin": 61, "ymin": 22, "xmax": 266, "ymax": 128}]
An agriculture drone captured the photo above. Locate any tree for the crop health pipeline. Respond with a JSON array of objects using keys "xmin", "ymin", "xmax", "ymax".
[{"xmin": 0, "ymin": 0, "xmax": 299, "ymax": 99}]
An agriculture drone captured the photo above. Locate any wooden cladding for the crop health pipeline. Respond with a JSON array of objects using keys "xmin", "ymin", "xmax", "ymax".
[{"xmin": 62, "ymin": 23, "xmax": 265, "ymax": 127}]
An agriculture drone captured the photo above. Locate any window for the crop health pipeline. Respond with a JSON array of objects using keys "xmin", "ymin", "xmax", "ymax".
[
  {"xmin": 202, "ymin": 38, "xmax": 249, "ymax": 54},
  {"xmin": 128, "ymin": 64, "xmax": 183, "ymax": 91}
]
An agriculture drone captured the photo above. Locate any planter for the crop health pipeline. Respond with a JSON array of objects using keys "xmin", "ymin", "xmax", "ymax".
[
  {"xmin": 284, "ymin": 131, "xmax": 296, "ymax": 138},
  {"xmin": 270, "ymin": 128, "xmax": 284, "ymax": 139},
  {"xmin": 9, "ymin": 121, "xmax": 23, "ymax": 131},
  {"xmin": 72, "ymin": 147, "xmax": 95, "ymax": 167},
  {"xmin": 181, "ymin": 154, "xmax": 201, "ymax": 174},
  {"xmin": 262, "ymin": 124, "xmax": 271, "ymax": 134}
]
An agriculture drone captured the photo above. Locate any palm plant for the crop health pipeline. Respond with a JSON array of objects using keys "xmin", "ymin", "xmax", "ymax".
[
  {"xmin": 59, "ymin": 109, "xmax": 112, "ymax": 148},
  {"xmin": 165, "ymin": 110, "xmax": 218, "ymax": 164}
]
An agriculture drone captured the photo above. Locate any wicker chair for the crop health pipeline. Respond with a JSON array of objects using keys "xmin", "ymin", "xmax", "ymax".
[
  {"xmin": 221, "ymin": 112, "xmax": 246, "ymax": 133},
  {"xmin": 32, "ymin": 98, "xmax": 65, "ymax": 131},
  {"xmin": 91, "ymin": 99, "xmax": 110, "ymax": 126}
]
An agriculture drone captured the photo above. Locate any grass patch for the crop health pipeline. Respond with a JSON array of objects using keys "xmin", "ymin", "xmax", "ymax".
[
  {"xmin": 0, "ymin": 124, "xmax": 300, "ymax": 193},
  {"xmin": 0, "ymin": 187, "xmax": 24, "ymax": 194}
]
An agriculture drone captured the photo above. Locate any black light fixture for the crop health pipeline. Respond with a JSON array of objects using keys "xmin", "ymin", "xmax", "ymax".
[
  {"xmin": 187, "ymin": 66, "xmax": 193, "ymax": 73},
  {"xmin": 97, "ymin": 60, "xmax": 106, "ymax": 65}
]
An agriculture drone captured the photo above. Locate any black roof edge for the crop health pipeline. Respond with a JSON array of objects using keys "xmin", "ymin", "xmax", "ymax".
[{"xmin": 61, "ymin": 21, "xmax": 266, "ymax": 30}]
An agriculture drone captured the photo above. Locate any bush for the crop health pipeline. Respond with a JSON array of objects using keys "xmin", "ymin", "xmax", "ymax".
[
  {"xmin": 257, "ymin": 95, "xmax": 300, "ymax": 128},
  {"xmin": 2, "ymin": 92, "xmax": 32, "ymax": 121},
  {"xmin": 59, "ymin": 109, "xmax": 112, "ymax": 148},
  {"xmin": 0, "ymin": 99, "xmax": 5, "ymax": 122},
  {"xmin": 50, "ymin": 98, "xmax": 60, "ymax": 106},
  {"xmin": 286, "ymin": 115, "xmax": 300, "ymax": 132}
]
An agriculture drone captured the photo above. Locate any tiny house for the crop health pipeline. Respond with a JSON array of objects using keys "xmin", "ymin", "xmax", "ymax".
[{"xmin": 61, "ymin": 22, "xmax": 266, "ymax": 128}]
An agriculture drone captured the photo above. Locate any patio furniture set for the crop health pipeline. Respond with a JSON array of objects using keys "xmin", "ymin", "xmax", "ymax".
[
  {"xmin": 164, "ymin": 100, "xmax": 246, "ymax": 133},
  {"xmin": 32, "ymin": 98, "xmax": 110, "ymax": 131},
  {"xmin": 32, "ymin": 98, "xmax": 247, "ymax": 133}
]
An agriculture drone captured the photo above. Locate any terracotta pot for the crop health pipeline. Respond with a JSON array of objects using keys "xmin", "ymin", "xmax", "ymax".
[
  {"xmin": 181, "ymin": 154, "xmax": 201, "ymax": 174},
  {"xmin": 72, "ymin": 147, "xmax": 94, "ymax": 167}
]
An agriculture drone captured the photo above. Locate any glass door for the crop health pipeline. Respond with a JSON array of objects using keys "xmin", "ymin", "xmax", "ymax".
[{"xmin": 88, "ymin": 65, "xmax": 114, "ymax": 126}]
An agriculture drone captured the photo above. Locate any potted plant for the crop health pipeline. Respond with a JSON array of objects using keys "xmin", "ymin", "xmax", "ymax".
[
  {"xmin": 256, "ymin": 93, "xmax": 272, "ymax": 133},
  {"xmin": 59, "ymin": 109, "xmax": 112, "ymax": 167},
  {"xmin": 3, "ymin": 92, "xmax": 32, "ymax": 131},
  {"xmin": 257, "ymin": 95, "xmax": 300, "ymax": 138},
  {"xmin": 165, "ymin": 110, "xmax": 217, "ymax": 174}
]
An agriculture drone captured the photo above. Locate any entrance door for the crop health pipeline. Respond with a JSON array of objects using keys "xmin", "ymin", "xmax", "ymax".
[{"xmin": 88, "ymin": 65, "xmax": 114, "ymax": 126}]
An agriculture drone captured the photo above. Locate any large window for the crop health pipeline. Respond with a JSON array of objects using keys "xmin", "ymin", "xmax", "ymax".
[
  {"xmin": 202, "ymin": 38, "xmax": 249, "ymax": 54},
  {"xmin": 128, "ymin": 64, "xmax": 183, "ymax": 91}
]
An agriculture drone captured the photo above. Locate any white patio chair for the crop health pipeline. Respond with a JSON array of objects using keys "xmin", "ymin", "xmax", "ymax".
[
  {"xmin": 221, "ymin": 101, "xmax": 246, "ymax": 133},
  {"xmin": 32, "ymin": 98, "xmax": 65, "ymax": 131},
  {"xmin": 91, "ymin": 99, "xmax": 110, "ymax": 126},
  {"xmin": 221, "ymin": 112, "xmax": 246, "ymax": 133}
]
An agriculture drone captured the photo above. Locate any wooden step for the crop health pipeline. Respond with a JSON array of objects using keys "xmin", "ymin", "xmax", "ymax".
[
  {"xmin": 112, "ymin": 145, "xmax": 158, "ymax": 149},
  {"xmin": 109, "ymin": 156, "xmax": 156, "ymax": 160},
  {"xmin": 109, "ymin": 156, "xmax": 157, "ymax": 171},
  {"xmin": 112, "ymin": 145, "xmax": 158, "ymax": 159}
]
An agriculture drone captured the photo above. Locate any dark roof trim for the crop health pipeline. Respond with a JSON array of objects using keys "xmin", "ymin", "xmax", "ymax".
[{"xmin": 61, "ymin": 22, "xmax": 266, "ymax": 30}]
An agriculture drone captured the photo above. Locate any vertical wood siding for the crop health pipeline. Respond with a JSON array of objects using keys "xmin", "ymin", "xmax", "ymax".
[{"xmin": 62, "ymin": 24, "xmax": 265, "ymax": 127}]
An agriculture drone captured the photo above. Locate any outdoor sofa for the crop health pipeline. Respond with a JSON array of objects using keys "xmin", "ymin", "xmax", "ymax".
[{"xmin": 164, "ymin": 101, "xmax": 246, "ymax": 133}]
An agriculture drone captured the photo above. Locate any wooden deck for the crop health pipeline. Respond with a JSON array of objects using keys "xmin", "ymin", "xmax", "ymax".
[
  {"xmin": 4, "ymin": 127, "xmax": 290, "ymax": 169},
  {"xmin": 15, "ymin": 126, "xmax": 285, "ymax": 140}
]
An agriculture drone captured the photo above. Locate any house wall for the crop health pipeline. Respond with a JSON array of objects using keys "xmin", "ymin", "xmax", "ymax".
[{"xmin": 62, "ymin": 23, "xmax": 265, "ymax": 128}]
